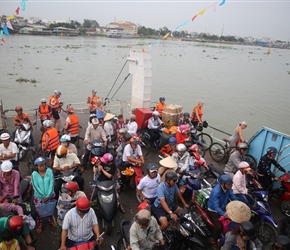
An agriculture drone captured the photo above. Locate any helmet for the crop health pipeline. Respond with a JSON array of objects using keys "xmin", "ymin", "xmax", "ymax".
[
  {"xmin": 0, "ymin": 133, "xmax": 10, "ymax": 141},
  {"xmin": 66, "ymin": 106, "xmax": 74, "ymax": 113},
  {"xmin": 237, "ymin": 142, "xmax": 249, "ymax": 150},
  {"xmin": 176, "ymin": 143, "xmax": 186, "ymax": 152},
  {"xmin": 1, "ymin": 161, "xmax": 13, "ymax": 172},
  {"xmin": 76, "ymin": 197, "xmax": 90, "ymax": 211},
  {"xmin": 179, "ymin": 124, "xmax": 189, "ymax": 133},
  {"xmin": 40, "ymin": 98, "xmax": 47, "ymax": 103},
  {"xmin": 219, "ymin": 174, "xmax": 233, "ymax": 184},
  {"xmin": 130, "ymin": 114, "xmax": 136, "ymax": 121},
  {"xmin": 56, "ymin": 145, "xmax": 67, "ymax": 158},
  {"xmin": 43, "ymin": 120, "xmax": 52, "ymax": 127},
  {"xmin": 267, "ymin": 146, "xmax": 278, "ymax": 155},
  {"xmin": 240, "ymin": 221, "xmax": 257, "ymax": 240},
  {"xmin": 54, "ymin": 90, "xmax": 61, "ymax": 95},
  {"xmin": 137, "ymin": 202, "xmax": 150, "ymax": 212},
  {"xmin": 60, "ymin": 134, "xmax": 71, "ymax": 142},
  {"xmin": 130, "ymin": 134, "xmax": 140, "ymax": 144},
  {"xmin": 152, "ymin": 111, "xmax": 160, "ymax": 117},
  {"xmin": 197, "ymin": 124, "xmax": 203, "ymax": 132},
  {"xmin": 184, "ymin": 112, "xmax": 190, "ymax": 117},
  {"xmin": 146, "ymin": 163, "xmax": 158, "ymax": 172},
  {"xmin": 119, "ymin": 128, "xmax": 127, "ymax": 134},
  {"xmin": 8, "ymin": 216, "xmax": 24, "ymax": 236},
  {"xmin": 92, "ymin": 89, "xmax": 97, "ymax": 93},
  {"xmin": 15, "ymin": 106, "xmax": 23, "ymax": 112},
  {"xmin": 165, "ymin": 171, "xmax": 178, "ymax": 181},
  {"xmin": 91, "ymin": 118, "xmax": 99, "ymax": 125},
  {"xmin": 100, "ymin": 153, "xmax": 113, "ymax": 164},
  {"xmin": 124, "ymin": 133, "xmax": 132, "ymax": 141},
  {"xmin": 91, "ymin": 156, "xmax": 99, "ymax": 165},
  {"xmin": 34, "ymin": 157, "xmax": 46, "ymax": 166},
  {"xmin": 168, "ymin": 137, "xmax": 177, "ymax": 145},
  {"xmin": 238, "ymin": 161, "xmax": 251, "ymax": 170},
  {"xmin": 189, "ymin": 144, "xmax": 199, "ymax": 152},
  {"xmin": 159, "ymin": 96, "xmax": 165, "ymax": 101},
  {"xmin": 63, "ymin": 182, "xmax": 79, "ymax": 192},
  {"xmin": 274, "ymin": 235, "xmax": 290, "ymax": 250}
]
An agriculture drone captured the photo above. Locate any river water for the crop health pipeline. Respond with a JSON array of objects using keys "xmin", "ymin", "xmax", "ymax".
[{"xmin": 1, "ymin": 35, "xmax": 290, "ymax": 139}]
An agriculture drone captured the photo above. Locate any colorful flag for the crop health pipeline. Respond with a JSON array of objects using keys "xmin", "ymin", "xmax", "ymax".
[
  {"xmin": 175, "ymin": 19, "xmax": 190, "ymax": 31},
  {"xmin": 162, "ymin": 32, "xmax": 170, "ymax": 40},
  {"xmin": 0, "ymin": 30, "xmax": 3, "ymax": 39},
  {"xmin": 6, "ymin": 21, "xmax": 14, "ymax": 30},
  {"xmin": 197, "ymin": 9, "xmax": 206, "ymax": 16},
  {"xmin": 1, "ymin": 38, "xmax": 6, "ymax": 43},
  {"xmin": 219, "ymin": 0, "xmax": 226, "ymax": 6},
  {"xmin": 7, "ymin": 14, "xmax": 15, "ymax": 21},
  {"xmin": 21, "ymin": 0, "xmax": 26, "ymax": 11},
  {"xmin": 192, "ymin": 15, "xmax": 197, "ymax": 21},
  {"xmin": 15, "ymin": 7, "xmax": 20, "ymax": 15},
  {"xmin": 3, "ymin": 26, "xmax": 9, "ymax": 35}
]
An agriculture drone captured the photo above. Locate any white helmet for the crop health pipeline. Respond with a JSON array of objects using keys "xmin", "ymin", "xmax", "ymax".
[
  {"xmin": 54, "ymin": 90, "xmax": 61, "ymax": 95},
  {"xmin": 152, "ymin": 111, "xmax": 160, "ymax": 117},
  {"xmin": 40, "ymin": 98, "xmax": 47, "ymax": 103},
  {"xmin": 1, "ymin": 161, "xmax": 13, "ymax": 172},
  {"xmin": 176, "ymin": 143, "xmax": 187, "ymax": 152},
  {"xmin": 43, "ymin": 120, "xmax": 52, "ymax": 127},
  {"xmin": 60, "ymin": 134, "xmax": 71, "ymax": 142}
]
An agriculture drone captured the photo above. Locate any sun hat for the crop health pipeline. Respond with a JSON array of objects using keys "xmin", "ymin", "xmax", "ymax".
[
  {"xmin": 1, "ymin": 161, "xmax": 13, "ymax": 172},
  {"xmin": 159, "ymin": 156, "xmax": 178, "ymax": 169},
  {"xmin": 136, "ymin": 209, "xmax": 151, "ymax": 225},
  {"xmin": 104, "ymin": 113, "xmax": 115, "ymax": 122},
  {"xmin": 0, "ymin": 133, "xmax": 10, "ymax": 141},
  {"xmin": 238, "ymin": 161, "xmax": 251, "ymax": 171},
  {"xmin": 91, "ymin": 118, "xmax": 99, "ymax": 125},
  {"xmin": 226, "ymin": 200, "xmax": 251, "ymax": 223}
]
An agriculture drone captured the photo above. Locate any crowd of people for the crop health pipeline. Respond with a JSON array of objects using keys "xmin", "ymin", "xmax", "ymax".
[{"xmin": 0, "ymin": 90, "xmax": 289, "ymax": 250}]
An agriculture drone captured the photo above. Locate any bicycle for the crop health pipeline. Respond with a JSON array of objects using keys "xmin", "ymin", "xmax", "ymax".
[
  {"xmin": 209, "ymin": 138, "xmax": 257, "ymax": 169},
  {"xmin": 195, "ymin": 121, "xmax": 213, "ymax": 150}
]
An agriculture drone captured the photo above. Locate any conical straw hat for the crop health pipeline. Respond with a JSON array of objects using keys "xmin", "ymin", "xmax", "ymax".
[
  {"xmin": 159, "ymin": 156, "xmax": 177, "ymax": 169},
  {"xmin": 226, "ymin": 200, "xmax": 251, "ymax": 223},
  {"xmin": 104, "ymin": 113, "xmax": 115, "ymax": 121}
]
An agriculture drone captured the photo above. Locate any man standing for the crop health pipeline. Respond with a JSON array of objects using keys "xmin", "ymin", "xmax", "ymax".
[
  {"xmin": 0, "ymin": 133, "xmax": 18, "ymax": 168},
  {"xmin": 49, "ymin": 90, "xmax": 62, "ymax": 132},
  {"xmin": 38, "ymin": 98, "xmax": 52, "ymax": 125},
  {"xmin": 87, "ymin": 89, "xmax": 99, "ymax": 114},
  {"xmin": 64, "ymin": 106, "xmax": 79, "ymax": 144},
  {"xmin": 60, "ymin": 197, "xmax": 102, "ymax": 250}
]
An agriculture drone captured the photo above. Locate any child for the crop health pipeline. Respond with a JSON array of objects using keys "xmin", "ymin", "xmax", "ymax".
[
  {"xmin": 116, "ymin": 114, "xmax": 126, "ymax": 136},
  {"xmin": 0, "ymin": 229, "xmax": 20, "ymax": 250}
]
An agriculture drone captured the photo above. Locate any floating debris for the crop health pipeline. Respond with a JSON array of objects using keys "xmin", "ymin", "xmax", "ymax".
[
  {"xmin": 65, "ymin": 57, "xmax": 69, "ymax": 61},
  {"xmin": 16, "ymin": 78, "xmax": 37, "ymax": 83}
]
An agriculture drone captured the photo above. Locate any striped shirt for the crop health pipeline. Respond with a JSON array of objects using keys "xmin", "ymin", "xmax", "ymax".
[{"xmin": 62, "ymin": 207, "xmax": 98, "ymax": 242}]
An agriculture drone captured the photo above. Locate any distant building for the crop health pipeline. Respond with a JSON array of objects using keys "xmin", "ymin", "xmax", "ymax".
[{"xmin": 106, "ymin": 21, "xmax": 137, "ymax": 35}]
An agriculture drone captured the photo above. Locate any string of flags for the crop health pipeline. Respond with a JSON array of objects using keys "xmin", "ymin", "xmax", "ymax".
[
  {"xmin": 142, "ymin": 0, "xmax": 227, "ymax": 52},
  {"xmin": 0, "ymin": 0, "xmax": 27, "ymax": 43}
]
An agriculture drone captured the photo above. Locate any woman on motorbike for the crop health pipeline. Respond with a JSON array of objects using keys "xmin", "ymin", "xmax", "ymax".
[
  {"xmin": 31, "ymin": 157, "xmax": 56, "ymax": 233},
  {"xmin": 222, "ymin": 221, "xmax": 263, "ymax": 250},
  {"xmin": 175, "ymin": 125, "xmax": 191, "ymax": 145},
  {"xmin": 0, "ymin": 161, "xmax": 21, "ymax": 204},
  {"xmin": 159, "ymin": 137, "xmax": 177, "ymax": 156},
  {"xmin": 137, "ymin": 163, "xmax": 160, "ymax": 205}
]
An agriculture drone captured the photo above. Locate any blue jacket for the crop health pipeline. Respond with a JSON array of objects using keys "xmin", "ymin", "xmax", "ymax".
[
  {"xmin": 207, "ymin": 183, "xmax": 237, "ymax": 216},
  {"xmin": 31, "ymin": 167, "xmax": 54, "ymax": 200}
]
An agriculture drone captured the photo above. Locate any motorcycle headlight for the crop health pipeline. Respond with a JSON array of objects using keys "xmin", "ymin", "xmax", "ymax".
[
  {"xmin": 178, "ymin": 224, "xmax": 190, "ymax": 237},
  {"xmin": 262, "ymin": 193, "xmax": 268, "ymax": 202},
  {"xmin": 101, "ymin": 194, "xmax": 113, "ymax": 203}
]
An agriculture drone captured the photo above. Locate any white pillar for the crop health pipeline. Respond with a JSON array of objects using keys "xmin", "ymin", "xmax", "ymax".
[{"xmin": 128, "ymin": 49, "xmax": 152, "ymax": 109}]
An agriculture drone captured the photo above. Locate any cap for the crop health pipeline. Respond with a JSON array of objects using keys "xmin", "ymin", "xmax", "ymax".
[
  {"xmin": 0, "ymin": 133, "xmax": 10, "ymax": 140},
  {"xmin": 238, "ymin": 161, "xmax": 251, "ymax": 171},
  {"xmin": 136, "ymin": 209, "xmax": 151, "ymax": 225},
  {"xmin": 91, "ymin": 118, "xmax": 99, "ymax": 125}
]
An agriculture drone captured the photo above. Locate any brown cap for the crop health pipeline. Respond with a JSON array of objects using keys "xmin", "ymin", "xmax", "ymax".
[{"xmin": 136, "ymin": 209, "xmax": 151, "ymax": 225}]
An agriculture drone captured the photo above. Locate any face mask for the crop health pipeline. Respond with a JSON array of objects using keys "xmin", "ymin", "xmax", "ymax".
[{"xmin": 61, "ymin": 142, "xmax": 68, "ymax": 147}]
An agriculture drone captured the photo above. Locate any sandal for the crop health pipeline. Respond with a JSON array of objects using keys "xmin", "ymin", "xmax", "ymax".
[{"xmin": 36, "ymin": 226, "xmax": 42, "ymax": 234}]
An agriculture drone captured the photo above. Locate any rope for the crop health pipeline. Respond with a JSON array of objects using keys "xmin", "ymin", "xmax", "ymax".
[
  {"xmin": 110, "ymin": 73, "xmax": 131, "ymax": 100},
  {"xmin": 105, "ymin": 60, "xmax": 128, "ymax": 99}
]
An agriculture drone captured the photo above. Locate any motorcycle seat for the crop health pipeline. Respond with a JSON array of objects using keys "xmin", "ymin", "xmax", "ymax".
[
  {"xmin": 120, "ymin": 220, "xmax": 131, "ymax": 244},
  {"xmin": 21, "ymin": 179, "xmax": 30, "ymax": 196}
]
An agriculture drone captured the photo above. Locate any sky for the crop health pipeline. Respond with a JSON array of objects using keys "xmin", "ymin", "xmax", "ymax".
[{"xmin": 1, "ymin": 0, "xmax": 290, "ymax": 41}]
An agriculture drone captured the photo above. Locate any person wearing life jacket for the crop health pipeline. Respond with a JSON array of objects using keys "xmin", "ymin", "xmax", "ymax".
[
  {"xmin": 41, "ymin": 119, "xmax": 60, "ymax": 167},
  {"xmin": 64, "ymin": 106, "xmax": 79, "ymax": 144},
  {"xmin": 38, "ymin": 98, "xmax": 52, "ymax": 125},
  {"xmin": 175, "ymin": 124, "xmax": 190, "ymax": 145},
  {"xmin": 159, "ymin": 137, "xmax": 177, "ymax": 156},
  {"xmin": 191, "ymin": 100, "xmax": 204, "ymax": 127},
  {"xmin": 13, "ymin": 106, "xmax": 34, "ymax": 146},
  {"xmin": 155, "ymin": 96, "xmax": 166, "ymax": 118},
  {"xmin": 87, "ymin": 89, "xmax": 99, "ymax": 114},
  {"xmin": 49, "ymin": 90, "xmax": 62, "ymax": 132}
]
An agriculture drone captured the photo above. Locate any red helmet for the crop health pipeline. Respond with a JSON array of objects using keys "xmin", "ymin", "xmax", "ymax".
[
  {"xmin": 15, "ymin": 106, "xmax": 23, "ymax": 112},
  {"xmin": 66, "ymin": 106, "xmax": 75, "ymax": 113},
  {"xmin": 91, "ymin": 156, "xmax": 99, "ymax": 165},
  {"xmin": 8, "ymin": 216, "xmax": 24, "ymax": 235},
  {"xmin": 76, "ymin": 197, "xmax": 90, "ymax": 211},
  {"xmin": 130, "ymin": 134, "xmax": 140, "ymax": 144},
  {"xmin": 137, "ymin": 201, "xmax": 150, "ymax": 212},
  {"xmin": 64, "ymin": 182, "xmax": 79, "ymax": 191}
]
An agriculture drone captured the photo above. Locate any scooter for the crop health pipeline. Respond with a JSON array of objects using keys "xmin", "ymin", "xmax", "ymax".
[
  {"xmin": 90, "ymin": 180, "xmax": 118, "ymax": 236},
  {"xmin": 14, "ymin": 123, "xmax": 32, "ymax": 160},
  {"xmin": 66, "ymin": 232, "xmax": 104, "ymax": 250},
  {"xmin": 116, "ymin": 219, "xmax": 131, "ymax": 250},
  {"xmin": 277, "ymin": 172, "xmax": 290, "ymax": 217}
]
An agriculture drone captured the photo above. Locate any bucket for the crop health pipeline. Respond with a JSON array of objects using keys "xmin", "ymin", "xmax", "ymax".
[{"xmin": 162, "ymin": 104, "xmax": 183, "ymax": 128}]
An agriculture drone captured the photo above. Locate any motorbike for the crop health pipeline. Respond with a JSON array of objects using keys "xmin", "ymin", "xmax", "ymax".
[
  {"xmin": 276, "ymin": 172, "xmax": 290, "ymax": 217},
  {"xmin": 139, "ymin": 128, "xmax": 164, "ymax": 149},
  {"xmin": 14, "ymin": 123, "xmax": 32, "ymax": 160},
  {"xmin": 66, "ymin": 232, "xmax": 103, "ymax": 250},
  {"xmin": 116, "ymin": 219, "xmax": 131, "ymax": 250},
  {"xmin": 118, "ymin": 161, "xmax": 144, "ymax": 189},
  {"xmin": 90, "ymin": 179, "xmax": 118, "ymax": 236}
]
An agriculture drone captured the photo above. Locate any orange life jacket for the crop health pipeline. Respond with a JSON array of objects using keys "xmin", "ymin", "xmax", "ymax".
[
  {"xmin": 14, "ymin": 112, "xmax": 31, "ymax": 126},
  {"xmin": 155, "ymin": 102, "xmax": 166, "ymax": 116},
  {"xmin": 49, "ymin": 95, "xmax": 60, "ymax": 111},
  {"xmin": 87, "ymin": 95, "xmax": 99, "ymax": 105},
  {"xmin": 191, "ymin": 105, "xmax": 203, "ymax": 122},
  {"xmin": 67, "ymin": 114, "xmax": 79, "ymax": 135},
  {"xmin": 42, "ymin": 127, "xmax": 60, "ymax": 151},
  {"xmin": 39, "ymin": 104, "xmax": 51, "ymax": 120}
]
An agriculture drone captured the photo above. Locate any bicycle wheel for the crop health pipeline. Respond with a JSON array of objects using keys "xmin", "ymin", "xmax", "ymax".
[
  {"xmin": 209, "ymin": 142, "xmax": 226, "ymax": 162},
  {"xmin": 197, "ymin": 133, "xmax": 213, "ymax": 150},
  {"xmin": 244, "ymin": 154, "xmax": 257, "ymax": 170},
  {"xmin": 198, "ymin": 144, "xmax": 206, "ymax": 158}
]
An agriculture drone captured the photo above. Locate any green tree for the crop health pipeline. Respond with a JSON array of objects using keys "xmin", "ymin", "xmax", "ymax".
[{"xmin": 83, "ymin": 19, "xmax": 91, "ymax": 28}]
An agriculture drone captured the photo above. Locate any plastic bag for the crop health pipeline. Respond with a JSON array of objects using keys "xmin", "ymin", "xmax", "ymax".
[
  {"xmin": 24, "ymin": 214, "xmax": 36, "ymax": 230},
  {"xmin": 218, "ymin": 216, "xmax": 230, "ymax": 235},
  {"xmin": 35, "ymin": 199, "xmax": 57, "ymax": 218}
]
